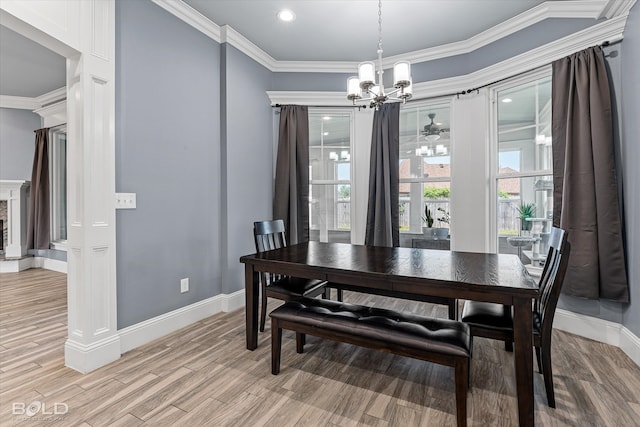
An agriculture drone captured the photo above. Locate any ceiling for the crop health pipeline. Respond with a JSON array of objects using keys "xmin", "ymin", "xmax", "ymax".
[
  {"xmin": 182, "ymin": 0, "xmax": 550, "ymax": 62},
  {"xmin": 0, "ymin": 0, "xmax": 604, "ymax": 99}
]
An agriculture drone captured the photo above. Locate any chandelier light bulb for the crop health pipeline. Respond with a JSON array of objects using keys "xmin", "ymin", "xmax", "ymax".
[
  {"xmin": 393, "ymin": 61, "xmax": 411, "ymax": 88},
  {"xmin": 347, "ymin": 77, "xmax": 362, "ymax": 100},
  {"xmin": 358, "ymin": 62, "xmax": 376, "ymax": 89}
]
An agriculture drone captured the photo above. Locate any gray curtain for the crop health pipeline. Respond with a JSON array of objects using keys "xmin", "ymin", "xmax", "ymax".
[
  {"xmin": 273, "ymin": 105, "xmax": 310, "ymax": 245},
  {"xmin": 27, "ymin": 128, "xmax": 50, "ymax": 250},
  {"xmin": 552, "ymin": 46, "xmax": 629, "ymax": 302},
  {"xmin": 365, "ymin": 103, "xmax": 400, "ymax": 247}
]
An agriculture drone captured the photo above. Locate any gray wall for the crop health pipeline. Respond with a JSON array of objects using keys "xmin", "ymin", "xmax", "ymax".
[
  {"xmin": 0, "ymin": 108, "xmax": 40, "ymax": 180},
  {"xmin": 115, "ymin": 0, "xmax": 222, "ymax": 328},
  {"xmin": 620, "ymin": 2, "xmax": 640, "ymax": 336},
  {"xmin": 221, "ymin": 44, "xmax": 273, "ymax": 294}
]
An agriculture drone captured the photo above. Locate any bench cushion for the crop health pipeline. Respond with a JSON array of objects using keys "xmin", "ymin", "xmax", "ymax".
[{"xmin": 270, "ymin": 297, "xmax": 471, "ymax": 358}]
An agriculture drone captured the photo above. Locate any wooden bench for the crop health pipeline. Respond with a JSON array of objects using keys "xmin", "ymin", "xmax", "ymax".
[{"xmin": 270, "ymin": 297, "xmax": 473, "ymax": 427}]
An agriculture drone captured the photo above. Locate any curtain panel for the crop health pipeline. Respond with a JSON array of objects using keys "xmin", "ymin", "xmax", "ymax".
[
  {"xmin": 365, "ymin": 103, "xmax": 400, "ymax": 247},
  {"xmin": 552, "ymin": 46, "xmax": 629, "ymax": 302},
  {"xmin": 27, "ymin": 128, "xmax": 51, "ymax": 250},
  {"xmin": 273, "ymin": 105, "xmax": 310, "ymax": 245}
]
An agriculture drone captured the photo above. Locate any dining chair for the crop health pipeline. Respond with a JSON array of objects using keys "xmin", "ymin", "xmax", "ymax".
[
  {"xmin": 460, "ymin": 227, "xmax": 570, "ymax": 408},
  {"xmin": 254, "ymin": 219, "xmax": 329, "ymax": 332}
]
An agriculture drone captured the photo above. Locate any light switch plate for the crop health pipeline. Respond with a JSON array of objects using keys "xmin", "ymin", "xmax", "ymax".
[{"xmin": 115, "ymin": 193, "xmax": 136, "ymax": 209}]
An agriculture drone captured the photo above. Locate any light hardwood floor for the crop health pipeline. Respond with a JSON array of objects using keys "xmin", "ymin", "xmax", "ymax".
[{"xmin": 1, "ymin": 269, "xmax": 639, "ymax": 426}]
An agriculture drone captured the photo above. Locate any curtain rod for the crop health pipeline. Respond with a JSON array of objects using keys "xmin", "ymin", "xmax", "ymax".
[
  {"xmin": 450, "ymin": 39, "xmax": 622, "ymax": 98},
  {"xmin": 274, "ymin": 39, "xmax": 622, "ymax": 108},
  {"xmin": 273, "ymin": 104, "xmax": 369, "ymax": 110},
  {"xmin": 34, "ymin": 123, "xmax": 67, "ymax": 133}
]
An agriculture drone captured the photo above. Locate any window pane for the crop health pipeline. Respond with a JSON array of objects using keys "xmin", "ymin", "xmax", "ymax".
[
  {"xmin": 309, "ymin": 184, "xmax": 350, "ymax": 243},
  {"xmin": 50, "ymin": 129, "xmax": 67, "ymax": 243},
  {"xmin": 497, "ymin": 77, "xmax": 552, "ymax": 174},
  {"xmin": 309, "ymin": 112, "xmax": 351, "ymax": 243},
  {"xmin": 399, "ymin": 103, "xmax": 451, "ymax": 238},
  {"xmin": 496, "ymin": 75, "xmax": 553, "ymax": 272},
  {"xmin": 497, "ymin": 175, "xmax": 553, "ymax": 268}
]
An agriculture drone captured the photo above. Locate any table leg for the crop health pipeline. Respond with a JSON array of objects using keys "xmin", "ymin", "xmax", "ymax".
[
  {"xmin": 513, "ymin": 296, "xmax": 534, "ymax": 427},
  {"xmin": 245, "ymin": 264, "xmax": 259, "ymax": 350}
]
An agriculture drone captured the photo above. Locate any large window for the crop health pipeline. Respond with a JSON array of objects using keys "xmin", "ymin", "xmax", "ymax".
[
  {"xmin": 399, "ymin": 102, "xmax": 451, "ymax": 240},
  {"xmin": 309, "ymin": 111, "xmax": 352, "ymax": 243},
  {"xmin": 495, "ymin": 75, "xmax": 552, "ymax": 270},
  {"xmin": 49, "ymin": 126, "xmax": 67, "ymax": 247}
]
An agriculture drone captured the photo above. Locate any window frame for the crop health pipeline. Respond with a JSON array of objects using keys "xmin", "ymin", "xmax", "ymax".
[
  {"xmin": 49, "ymin": 125, "xmax": 67, "ymax": 250},
  {"xmin": 308, "ymin": 108, "xmax": 355, "ymax": 243},
  {"xmin": 489, "ymin": 66, "xmax": 553, "ymax": 258},
  {"xmin": 399, "ymin": 98, "xmax": 452, "ymax": 235}
]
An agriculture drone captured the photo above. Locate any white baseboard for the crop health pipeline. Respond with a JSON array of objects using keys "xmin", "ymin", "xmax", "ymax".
[
  {"xmin": 554, "ymin": 309, "xmax": 640, "ymax": 367},
  {"xmin": 0, "ymin": 256, "xmax": 67, "ymax": 273},
  {"xmin": 119, "ymin": 289, "xmax": 245, "ymax": 353},
  {"xmin": 0, "ymin": 256, "xmax": 34, "ymax": 272},
  {"xmin": 64, "ymin": 334, "xmax": 121, "ymax": 374},
  {"xmin": 33, "ymin": 257, "xmax": 67, "ymax": 273}
]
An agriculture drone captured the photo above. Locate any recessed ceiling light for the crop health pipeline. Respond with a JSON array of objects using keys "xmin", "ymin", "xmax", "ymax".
[
  {"xmin": 277, "ymin": 9, "xmax": 295, "ymax": 22},
  {"xmin": 502, "ymin": 98, "xmax": 512, "ymax": 103},
  {"xmin": 323, "ymin": 116, "xmax": 331, "ymax": 120}
]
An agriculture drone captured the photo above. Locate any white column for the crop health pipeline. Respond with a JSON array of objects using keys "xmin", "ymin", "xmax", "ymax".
[
  {"xmin": 0, "ymin": 180, "xmax": 30, "ymax": 258},
  {"xmin": 64, "ymin": 0, "xmax": 119, "ymax": 373}
]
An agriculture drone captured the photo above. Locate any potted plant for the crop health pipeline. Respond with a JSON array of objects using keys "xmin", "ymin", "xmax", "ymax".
[
  {"xmin": 433, "ymin": 207, "xmax": 450, "ymax": 239},
  {"xmin": 517, "ymin": 203, "xmax": 536, "ymax": 232},
  {"xmin": 422, "ymin": 206, "xmax": 434, "ymax": 237}
]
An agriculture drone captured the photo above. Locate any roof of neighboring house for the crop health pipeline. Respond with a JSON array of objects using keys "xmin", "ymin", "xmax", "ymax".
[{"xmin": 398, "ymin": 160, "xmax": 521, "ymax": 195}]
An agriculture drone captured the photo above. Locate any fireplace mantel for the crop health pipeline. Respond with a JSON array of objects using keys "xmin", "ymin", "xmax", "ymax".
[{"xmin": 0, "ymin": 180, "xmax": 30, "ymax": 258}]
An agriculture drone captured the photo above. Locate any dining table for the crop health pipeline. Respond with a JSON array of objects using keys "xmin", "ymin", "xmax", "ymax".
[{"xmin": 240, "ymin": 241, "xmax": 538, "ymax": 426}]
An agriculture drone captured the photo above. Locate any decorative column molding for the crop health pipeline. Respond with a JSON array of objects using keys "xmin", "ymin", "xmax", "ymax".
[
  {"xmin": 63, "ymin": 0, "xmax": 119, "ymax": 373},
  {"xmin": 33, "ymin": 99, "xmax": 67, "ymax": 127},
  {"xmin": 0, "ymin": 180, "xmax": 30, "ymax": 258}
]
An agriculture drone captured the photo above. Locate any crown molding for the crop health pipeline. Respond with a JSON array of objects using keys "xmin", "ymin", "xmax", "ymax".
[
  {"xmin": 269, "ymin": 13, "xmax": 627, "ymax": 106},
  {"xmin": 270, "ymin": 60, "xmax": 357, "ymax": 74},
  {"xmin": 151, "ymin": 0, "xmax": 220, "ymax": 42},
  {"xmin": 36, "ymin": 86, "xmax": 66, "ymax": 106},
  {"xmin": 220, "ymin": 25, "xmax": 275, "ymax": 70},
  {"xmin": 0, "ymin": 95, "xmax": 39, "ymax": 110},
  {"xmin": 383, "ymin": 0, "xmax": 608, "ymax": 67},
  {"xmin": 598, "ymin": 0, "xmax": 637, "ymax": 19},
  {"xmin": 0, "ymin": 87, "xmax": 66, "ymax": 111},
  {"xmin": 153, "ymin": 0, "xmax": 627, "ymax": 74}
]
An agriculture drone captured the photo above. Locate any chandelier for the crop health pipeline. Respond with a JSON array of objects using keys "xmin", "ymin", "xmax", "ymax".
[{"xmin": 347, "ymin": 0, "xmax": 412, "ymax": 109}]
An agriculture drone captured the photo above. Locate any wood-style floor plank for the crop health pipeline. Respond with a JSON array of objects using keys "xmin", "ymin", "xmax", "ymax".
[{"xmin": 1, "ymin": 268, "xmax": 639, "ymax": 426}]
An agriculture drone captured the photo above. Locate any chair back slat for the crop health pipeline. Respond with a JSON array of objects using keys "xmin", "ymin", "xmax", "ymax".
[
  {"xmin": 254, "ymin": 219, "xmax": 288, "ymax": 284},
  {"xmin": 536, "ymin": 227, "xmax": 570, "ymax": 335}
]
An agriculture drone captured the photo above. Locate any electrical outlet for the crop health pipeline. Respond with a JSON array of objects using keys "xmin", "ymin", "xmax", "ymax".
[{"xmin": 180, "ymin": 278, "xmax": 189, "ymax": 293}]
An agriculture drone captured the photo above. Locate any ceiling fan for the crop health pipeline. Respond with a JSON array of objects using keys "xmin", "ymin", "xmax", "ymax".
[{"xmin": 421, "ymin": 113, "xmax": 449, "ymax": 142}]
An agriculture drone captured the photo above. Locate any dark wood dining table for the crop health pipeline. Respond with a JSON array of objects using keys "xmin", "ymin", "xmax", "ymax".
[{"xmin": 240, "ymin": 241, "xmax": 538, "ymax": 426}]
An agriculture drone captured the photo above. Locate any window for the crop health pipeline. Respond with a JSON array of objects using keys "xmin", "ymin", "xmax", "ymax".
[
  {"xmin": 308, "ymin": 111, "xmax": 352, "ymax": 243},
  {"xmin": 399, "ymin": 102, "xmax": 451, "ymax": 241},
  {"xmin": 495, "ymin": 74, "xmax": 552, "ymax": 270},
  {"xmin": 49, "ymin": 126, "xmax": 67, "ymax": 247}
]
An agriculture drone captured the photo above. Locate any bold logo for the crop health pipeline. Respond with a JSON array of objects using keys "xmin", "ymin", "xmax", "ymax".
[{"xmin": 12, "ymin": 401, "xmax": 69, "ymax": 417}]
